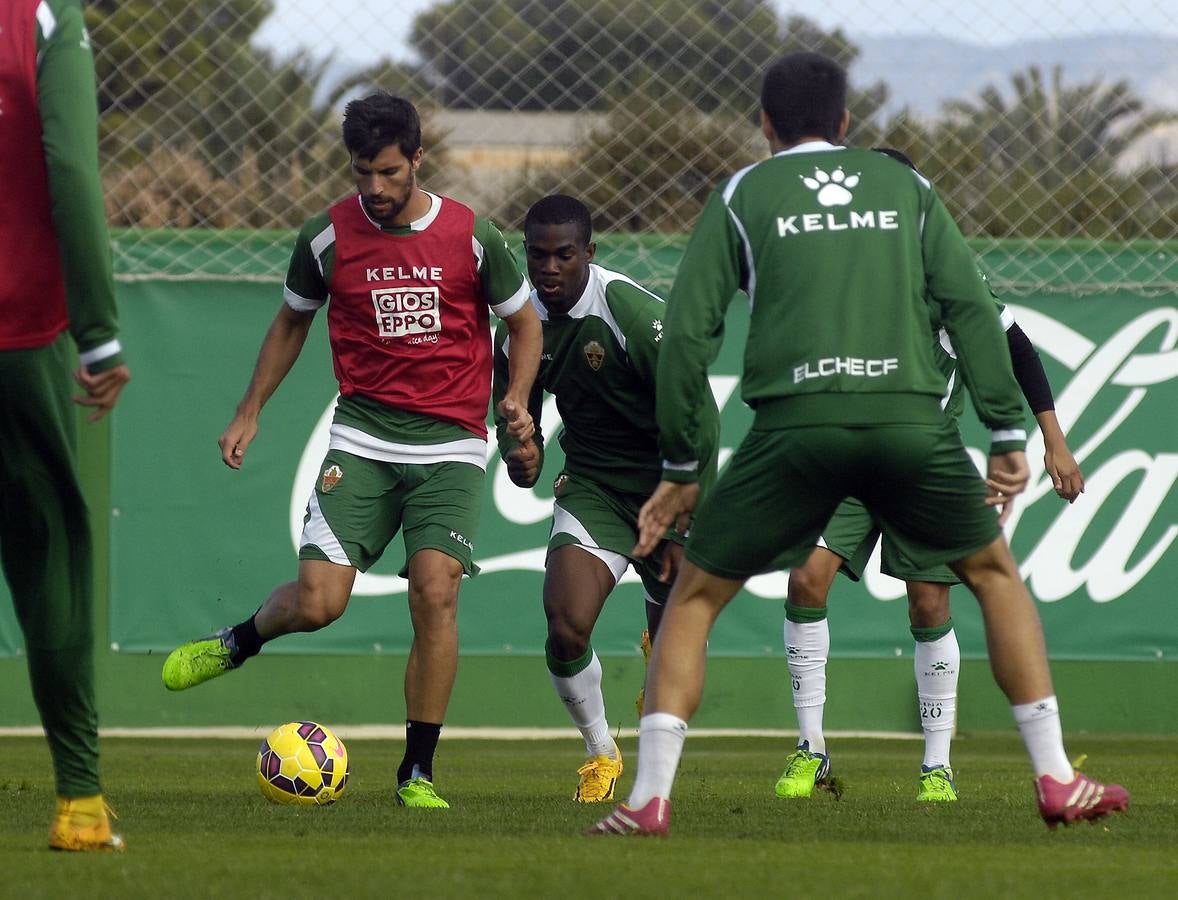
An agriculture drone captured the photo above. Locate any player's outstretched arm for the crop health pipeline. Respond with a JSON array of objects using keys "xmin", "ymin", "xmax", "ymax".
[
  {"xmin": 984, "ymin": 451, "xmax": 1030, "ymax": 525},
  {"xmin": 1003, "ymin": 320, "xmax": 1083, "ymax": 503},
  {"xmin": 219, "ymin": 304, "xmax": 316, "ymax": 469},
  {"xmin": 1037, "ymin": 410, "xmax": 1084, "ymax": 503}
]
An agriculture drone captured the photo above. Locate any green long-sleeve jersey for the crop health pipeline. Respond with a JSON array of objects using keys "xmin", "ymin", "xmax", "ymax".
[
  {"xmin": 494, "ymin": 263, "xmax": 719, "ymax": 497},
  {"xmin": 34, "ymin": 0, "xmax": 121, "ymax": 369},
  {"xmin": 658, "ymin": 142, "xmax": 1026, "ymax": 481}
]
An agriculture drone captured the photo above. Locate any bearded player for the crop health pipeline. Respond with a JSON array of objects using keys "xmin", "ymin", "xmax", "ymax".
[{"xmin": 162, "ymin": 92, "xmax": 542, "ymax": 810}]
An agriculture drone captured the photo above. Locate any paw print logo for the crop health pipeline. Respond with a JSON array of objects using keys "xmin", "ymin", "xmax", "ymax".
[
  {"xmin": 652, "ymin": 319, "xmax": 663, "ymax": 343},
  {"xmin": 801, "ymin": 166, "xmax": 860, "ymax": 207}
]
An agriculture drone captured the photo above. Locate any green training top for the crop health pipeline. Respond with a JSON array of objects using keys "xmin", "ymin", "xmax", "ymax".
[
  {"xmin": 494, "ymin": 263, "xmax": 719, "ymax": 498},
  {"xmin": 658, "ymin": 142, "xmax": 1027, "ymax": 481},
  {"xmin": 38, "ymin": 0, "xmax": 123, "ymax": 371}
]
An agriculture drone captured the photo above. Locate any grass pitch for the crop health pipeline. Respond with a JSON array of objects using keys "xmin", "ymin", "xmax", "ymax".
[{"xmin": 1, "ymin": 733, "xmax": 1174, "ymax": 899}]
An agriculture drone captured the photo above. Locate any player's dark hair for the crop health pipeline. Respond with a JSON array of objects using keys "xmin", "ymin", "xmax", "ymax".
[
  {"xmin": 523, "ymin": 194, "xmax": 593, "ymax": 246},
  {"xmin": 761, "ymin": 52, "xmax": 847, "ymax": 145},
  {"xmin": 342, "ymin": 91, "xmax": 422, "ymax": 161},
  {"xmin": 872, "ymin": 146, "xmax": 918, "ymax": 170}
]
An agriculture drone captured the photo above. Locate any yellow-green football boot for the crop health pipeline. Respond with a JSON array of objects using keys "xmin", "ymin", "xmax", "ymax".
[
  {"xmin": 162, "ymin": 627, "xmax": 237, "ymax": 691},
  {"xmin": 916, "ymin": 765, "xmax": 958, "ymax": 802},
  {"xmin": 774, "ymin": 741, "xmax": 832, "ymax": 799},
  {"xmin": 396, "ymin": 774, "xmax": 450, "ymax": 809}
]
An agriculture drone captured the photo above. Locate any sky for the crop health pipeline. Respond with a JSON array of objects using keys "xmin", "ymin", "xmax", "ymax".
[{"xmin": 253, "ymin": 0, "xmax": 1178, "ymax": 65}]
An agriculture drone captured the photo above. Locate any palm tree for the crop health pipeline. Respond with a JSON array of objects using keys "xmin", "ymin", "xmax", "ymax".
[
  {"xmin": 943, "ymin": 65, "xmax": 1173, "ymax": 186},
  {"xmin": 935, "ymin": 65, "xmax": 1177, "ymax": 238}
]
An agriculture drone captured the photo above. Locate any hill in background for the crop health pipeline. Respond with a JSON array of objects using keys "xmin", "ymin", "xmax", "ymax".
[{"xmin": 852, "ymin": 33, "xmax": 1178, "ymax": 117}]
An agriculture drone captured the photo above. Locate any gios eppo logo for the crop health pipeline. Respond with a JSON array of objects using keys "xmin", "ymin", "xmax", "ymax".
[{"xmin": 372, "ymin": 286, "xmax": 441, "ymax": 338}]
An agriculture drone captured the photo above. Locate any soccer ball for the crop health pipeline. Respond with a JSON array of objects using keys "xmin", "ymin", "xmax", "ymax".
[{"xmin": 256, "ymin": 721, "xmax": 349, "ymax": 806}]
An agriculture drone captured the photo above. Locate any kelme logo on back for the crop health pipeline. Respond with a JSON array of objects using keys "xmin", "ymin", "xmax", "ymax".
[{"xmin": 777, "ymin": 167, "xmax": 899, "ymax": 237}]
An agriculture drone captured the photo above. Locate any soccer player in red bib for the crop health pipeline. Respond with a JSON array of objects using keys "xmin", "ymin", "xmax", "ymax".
[
  {"xmin": 1, "ymin": 0, "xmax": 131, "ymax": 851},
  {"xmin": 162, "ymin": 93, "xmax": 542, "ymax": 809}
]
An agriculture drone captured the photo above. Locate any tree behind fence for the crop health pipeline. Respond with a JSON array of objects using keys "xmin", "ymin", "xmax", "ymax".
[{"xmin": 86, "ymin": 0, "xmax": 1178, "ymax": 294}]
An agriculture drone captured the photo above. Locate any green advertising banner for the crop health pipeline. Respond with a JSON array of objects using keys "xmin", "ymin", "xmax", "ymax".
[
  {"xmin": 97, "ymin": 265, "xmax": 1177, "ymax": 664},
  {"xmin": 2, "ymin": 238, "xmax": 1172, "ymax": 664}
]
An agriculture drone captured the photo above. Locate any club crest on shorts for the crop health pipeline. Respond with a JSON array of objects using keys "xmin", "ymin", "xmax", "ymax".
[
  {"xmin": 320, "ymin": 464, "xmax": 343, "ymax": 492},
  {"xmin": 553, "ymin": 473, "xmax": 570, "ymax": 497},
  {"xmin": 583, "ymin": 340, "xmax": 605, "ymax": 371}
]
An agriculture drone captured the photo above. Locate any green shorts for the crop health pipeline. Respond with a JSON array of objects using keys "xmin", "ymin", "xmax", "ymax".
[
  {"xmin": 299, "ymin": 450, "xmax": 484, "ymax": 576},
  {"xmin": 822, "ymin": 496, "xmax": 958, "ymax": 584},
  {"xmin": 549, "ymin": 471, "xmax": 680, "ymax": 604},
  {"xmin": 687, "ymin": 420, "xmax": 999, "ymax": 581}
]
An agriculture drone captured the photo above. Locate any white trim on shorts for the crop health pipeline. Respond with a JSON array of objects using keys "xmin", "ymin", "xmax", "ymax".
[
  {"xmin": 551, "ymin": 503, "xmax": 629, "ymax": 583},
  {"xmin": 573, "ymin": 544, "xmax": 629, "ymax": 584},
  {"xmin": 299, "ymin": 490, "xmax": 350, "ymax": 565}
]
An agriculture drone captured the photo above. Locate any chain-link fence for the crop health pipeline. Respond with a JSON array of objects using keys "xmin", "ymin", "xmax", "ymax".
[{"xmin": 87, "ymin": 0, "xmax": 1178, "ymax": 294}]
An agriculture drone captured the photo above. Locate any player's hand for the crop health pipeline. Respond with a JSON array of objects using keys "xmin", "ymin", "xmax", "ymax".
[
  {"xmin": 497, "ymin": 397, "xmax": 534, "ymax": 444},
  {"xmin": 219, "ymin": 413, "xmax": 259, "ymax": 469},
  {"xmin": 72, "ymin": 363, "xmax": 131, "ymax": 423},
  {"xmin": 634, "ymin": 480, "xmax": 699, "ymax": 557},
  {"xmin": 658, "ymin": 539, "xmax": 685, "ymax": 584},
  {"xmin": 504, "ymin": 439, "xmax": 540, "ymax": 488},
  {"xmin": 1044, "ymin": 441, "xmax": 1084, "ymax": 503},
  {"xmin": 985, "ymin": 450, "xmax": 1029, "ymax": 525}
]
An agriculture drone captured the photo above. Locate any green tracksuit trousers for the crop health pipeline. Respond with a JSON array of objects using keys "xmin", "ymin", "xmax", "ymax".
[{"xmin": 0, "ymin": 333, "xmax": 100, "ymax": 796}]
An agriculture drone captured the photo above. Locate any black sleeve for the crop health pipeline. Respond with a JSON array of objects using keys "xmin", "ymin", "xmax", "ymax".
[{"xmin": 1007, "ymin": 322, "xmax": 1055, "ymax": 414}]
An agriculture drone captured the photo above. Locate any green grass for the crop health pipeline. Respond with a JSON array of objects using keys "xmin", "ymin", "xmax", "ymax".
[{"xmin": 1, "ymin": 733, "xmax": 1174, "ymax": 899}]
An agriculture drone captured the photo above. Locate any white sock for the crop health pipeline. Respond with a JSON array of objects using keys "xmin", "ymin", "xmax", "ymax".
[
  {"xmin": 627, "ymin": 713, "xmax": 688, "ymax": 807},
  {"xmin": 549, "ymin": 651, "xmax": 614, "ymax": 757},
  {"xmin": 1012, "ymin": 696, "xmax": 1074, "ymax": 782},
  {"xmin": 785, "ymin": 616, "xmax": 829, "ymax": 754},
  {"xmin": 914, "ymin": 628, "xmax": 959, "ymax": 768}
]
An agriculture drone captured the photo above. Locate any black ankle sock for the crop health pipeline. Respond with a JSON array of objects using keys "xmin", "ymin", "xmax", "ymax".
[
  {"xmin": 397, "ymin": 720, "xmax": 442, "ymax": 784},
  {"xmin": 229, "ymin": 614, "xmax": 264, "ymax": 665}
]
